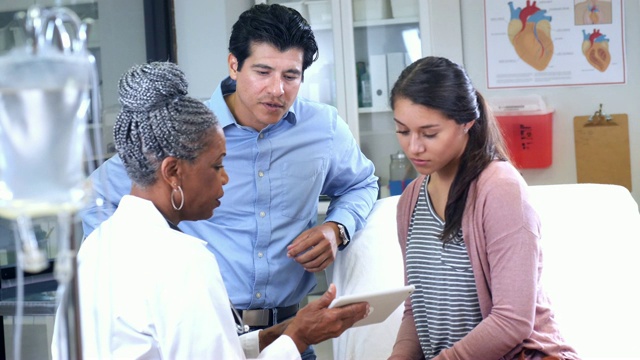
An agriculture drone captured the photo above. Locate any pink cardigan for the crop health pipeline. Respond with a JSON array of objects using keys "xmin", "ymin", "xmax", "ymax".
[{"xmin": 390, "ymin": 161, "xmax": 579, "ymax": 360}]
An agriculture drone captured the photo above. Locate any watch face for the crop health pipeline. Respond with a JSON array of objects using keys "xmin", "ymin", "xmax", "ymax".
[{"xmin": 338, "ymin": 224, "xmax": 348, "ymax": 244}]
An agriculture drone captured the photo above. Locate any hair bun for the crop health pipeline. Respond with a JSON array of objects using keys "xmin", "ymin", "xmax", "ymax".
[{"xmin": 118, "ymin": 62, "xmax": 188, "ymax": 112}]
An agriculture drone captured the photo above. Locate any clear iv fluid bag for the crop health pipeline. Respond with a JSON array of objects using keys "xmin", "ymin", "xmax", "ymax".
[{"xmin": 0, "ymin": 51, "xmax": 92, "ymax": 217}]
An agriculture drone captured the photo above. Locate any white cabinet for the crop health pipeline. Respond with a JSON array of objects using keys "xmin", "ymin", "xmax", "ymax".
[
  {"xmin": 342, "ymin": 1, "xmax": 427, "ymax": 189},
  {"xmin": 255, "ymin": 0, "xmax": 462, "ymax": 190},
  {"xmin": 253, "ymin": 0, "xmax": 345, "ymax": 115}
]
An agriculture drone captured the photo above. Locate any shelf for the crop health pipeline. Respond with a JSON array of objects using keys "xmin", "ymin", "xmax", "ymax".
[
  {"xmin": 353, "ymin": 16, "xmax": 419, "ymax": 28},
  {"xmin": 86, "ymin": 118, "xmax": 113, "ymax": 129},
  {"xmin": 359, "ymin": 129, "xmax": 397, "ymax": 137},
  {"xmin": 358, "ymin": 106, "xmax": 392, "ymax": 114},
  {"xmin": 310, "ymin": 22, "xmax": 332, "ymax": 31}
]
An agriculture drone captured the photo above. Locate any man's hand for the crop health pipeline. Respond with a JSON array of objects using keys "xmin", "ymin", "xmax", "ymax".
[
  {"xmin": 287, "ymin": 223, "xmax": 341, "ymax": 272},
  {"xmin": 283, "ymin": 284, "xmax": 369, "ymax": 353}
]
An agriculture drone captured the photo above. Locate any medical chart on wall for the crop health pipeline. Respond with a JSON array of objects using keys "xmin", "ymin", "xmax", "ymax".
[{"xmin": 484, "ymin": 0, "xmax": 625, "ymax": 89}]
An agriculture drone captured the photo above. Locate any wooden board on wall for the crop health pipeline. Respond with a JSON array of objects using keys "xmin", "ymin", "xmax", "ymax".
[{"xmin": 574, "ymin": 114, "xmax": 631, "ymax": 191}]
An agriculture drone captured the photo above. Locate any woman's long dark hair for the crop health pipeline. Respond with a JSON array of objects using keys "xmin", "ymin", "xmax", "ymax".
[{"xmin": 390, "ymin": 56, "xmax": 510, "ymax": 243}]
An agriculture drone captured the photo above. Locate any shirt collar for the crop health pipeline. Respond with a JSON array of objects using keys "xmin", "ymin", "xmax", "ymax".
[
  {"xmin": 208, "ymin": 77, "xmax": 298, "ymax": 128},
  {"xmin": 166, "ymin": 219, "xmax": 182, "ymax": 232}
]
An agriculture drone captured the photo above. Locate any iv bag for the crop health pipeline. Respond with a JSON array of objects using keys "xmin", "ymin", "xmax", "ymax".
[
  {"xmin": 0, "ymin": 11, "xmax": 95, "ymax": 218},
  {"xmin": 0, "ymin": 9, "xmax": 99, "ymax": 360}
]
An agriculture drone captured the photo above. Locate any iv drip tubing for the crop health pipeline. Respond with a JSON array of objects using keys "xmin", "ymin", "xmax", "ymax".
[{"xmin": 12, "ymin": 229, "xmax": 23, "ymax": 360}]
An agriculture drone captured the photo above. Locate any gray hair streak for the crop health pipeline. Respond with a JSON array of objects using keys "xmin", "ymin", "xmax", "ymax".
[{"xmin": 113, "ymin": 61, "xmax": 219, "ymax": 187}]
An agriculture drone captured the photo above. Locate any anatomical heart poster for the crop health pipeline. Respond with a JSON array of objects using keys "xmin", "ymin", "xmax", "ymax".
[{"xmin": 484, "ymin": 0, "xmax": 625, "ymax": 89}]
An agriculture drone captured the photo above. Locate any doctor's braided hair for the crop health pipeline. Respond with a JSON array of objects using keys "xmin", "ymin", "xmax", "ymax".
[{"xmin": 113, "ymin": 61, "xmax": 219, "ymax": 187}]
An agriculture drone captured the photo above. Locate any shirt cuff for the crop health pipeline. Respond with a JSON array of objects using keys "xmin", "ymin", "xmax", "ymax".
[
  {"xmin": 239, "ymin": 329, "xmax": 261, "ymax": 358},
  {"xmin": 240, "ymin": 331, "xmax": 301, "ymax": 359}
]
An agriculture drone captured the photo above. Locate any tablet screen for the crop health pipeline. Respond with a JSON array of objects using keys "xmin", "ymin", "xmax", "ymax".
[{"xmin": 329, "ymin": 285, "xmax": 415, "ymax": 327}]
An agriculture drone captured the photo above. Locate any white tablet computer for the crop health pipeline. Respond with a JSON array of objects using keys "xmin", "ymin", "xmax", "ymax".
[{"xmin": 328, "ymin": 285, "xmax": 415, "ymax": 327}]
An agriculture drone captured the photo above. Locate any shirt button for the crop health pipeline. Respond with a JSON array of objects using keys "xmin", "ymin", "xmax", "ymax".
[
  {"xmin": 260, "ymin": 211, "xmax": 266, "ymax": 217},
  {"xmin": 255, "ymin": 292, "xmax": 262, "ymax": 299},
  {"xmin": 258, "ymin": 252, "xmax": 263, "ymax": 258},
  {"xmin": 258, "ymin": 171, "xmax": 264, "ymax": 177},
  {"xmin": 259, "ymin": 133, "xmax": 264, "ymax": 139}
]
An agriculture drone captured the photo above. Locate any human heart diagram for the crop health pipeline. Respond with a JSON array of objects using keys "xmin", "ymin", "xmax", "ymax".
[
  {"xmin": 507, "ymin": 1, "xmax": 554, "ymax": 71},
  {"xmin": 586, "ymin": 4, "xmax": 600, "ymax": 25},
  {"xmin": 582, "ymin": 29, "xmax": 611, "ymax": 72}
]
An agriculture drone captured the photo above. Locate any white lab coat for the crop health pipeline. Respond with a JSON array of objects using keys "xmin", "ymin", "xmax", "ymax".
[{"xmin": 52, "ymin": 195, "xmax": 300, "ymax": 359}]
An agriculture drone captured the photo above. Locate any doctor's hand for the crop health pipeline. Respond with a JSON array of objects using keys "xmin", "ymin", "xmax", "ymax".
[
  {"xmin": 258, "ymin": 318, "xmax": 293, "ymax": 352},
  {"xmin": 287, "ymin": 223, "xmax": 341, "ymax": 272},
  {"xmin": 284, "ymin": 284, "xmax": 369, "ymax": 354}
]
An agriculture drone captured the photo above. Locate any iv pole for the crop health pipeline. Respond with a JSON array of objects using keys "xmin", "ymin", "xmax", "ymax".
[{"xmin": 0, "ymin": 5, "xmax": 102, "ymax": 359}]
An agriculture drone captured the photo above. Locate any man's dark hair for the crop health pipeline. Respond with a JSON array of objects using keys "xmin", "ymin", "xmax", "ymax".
[{"xmin": 229, "ymin": 4, "xmax": 319, "ymax": 75}]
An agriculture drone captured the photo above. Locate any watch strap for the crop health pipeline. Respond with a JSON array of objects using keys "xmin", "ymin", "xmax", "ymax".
[{"xmin": 330, "ymin": 222, "xmax": 350, "ymax": 250}]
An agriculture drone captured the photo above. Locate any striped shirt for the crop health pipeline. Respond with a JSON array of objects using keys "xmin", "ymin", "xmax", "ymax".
[{"xmin": 406, "ymin": 177, "xmax": 482, "ymax": 358}]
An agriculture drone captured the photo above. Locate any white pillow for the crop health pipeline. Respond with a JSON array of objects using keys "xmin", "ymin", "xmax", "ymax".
[
  {"xmin": 329, "ymin": 195, "xmax": 404, "ymax": 360},
  {"xmin": 329, "ymin": 185, "xmax": 640, "ymax": 359},
  {"xmin": 529, "ymin": 184, "xmax": 640, "ymax": 359}
]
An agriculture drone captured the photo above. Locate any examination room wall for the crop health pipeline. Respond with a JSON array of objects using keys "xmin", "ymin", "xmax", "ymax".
[
  {"xmin": 175, "ymin": 0, "xmax": 640, "ymax": 206},
  {"xmin": 459, "ymin": 0, "xmax": 640, "ymax": 206}
]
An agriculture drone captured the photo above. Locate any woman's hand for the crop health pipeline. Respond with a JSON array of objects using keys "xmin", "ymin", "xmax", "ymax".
[{"xmin": 284, "ymin": 284, "xmax": 369, "ymax": 353}]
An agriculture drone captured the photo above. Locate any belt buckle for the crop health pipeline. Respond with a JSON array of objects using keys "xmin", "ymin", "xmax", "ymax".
[{"xmin": 242, "ymin": 309, "xmax": 271, "ymax": 327}]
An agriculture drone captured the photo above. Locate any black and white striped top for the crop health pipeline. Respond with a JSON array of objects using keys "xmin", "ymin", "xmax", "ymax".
[{"xmin": 406, "ymin": 177, "xmax": 482, "ymax": 358}]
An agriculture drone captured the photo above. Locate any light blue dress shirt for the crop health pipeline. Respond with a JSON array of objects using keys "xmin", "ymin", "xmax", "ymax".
[{"xmin": 81, "ymin": 77, "xmax": 379, "ymax": 309}]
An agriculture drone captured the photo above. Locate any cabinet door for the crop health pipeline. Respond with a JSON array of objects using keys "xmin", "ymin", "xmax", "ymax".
[
  {"xmin": 255, "ymin": 0, "xmax": 348, "ymax": 120},
  {"xmin": 255, "ymin": 0, "xmax": 449, "ymax": 195},
  {"xmin": 341, "ymin": 0, "xmax": 430, "ymax": 192}
]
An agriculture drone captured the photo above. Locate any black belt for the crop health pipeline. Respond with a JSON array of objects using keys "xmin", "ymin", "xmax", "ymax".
[{"xmin": 236, "ymin": 304, "xmax": 299, "ymax": 327}]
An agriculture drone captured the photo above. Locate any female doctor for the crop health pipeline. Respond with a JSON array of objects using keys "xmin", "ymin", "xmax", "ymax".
[{"xmin": 52, "ymin": 61, "xmax": 368, "ymax": 359}]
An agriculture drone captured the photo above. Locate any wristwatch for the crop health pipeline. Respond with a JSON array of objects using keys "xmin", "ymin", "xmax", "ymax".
[{"xmin": 332, "ymin": 222, "xmax": 350, "ymax": 250}]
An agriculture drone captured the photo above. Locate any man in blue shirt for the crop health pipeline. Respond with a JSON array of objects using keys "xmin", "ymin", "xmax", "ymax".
[{"xmin": 82, "ymin": 4, "xmax": 378, "ymax": 358}]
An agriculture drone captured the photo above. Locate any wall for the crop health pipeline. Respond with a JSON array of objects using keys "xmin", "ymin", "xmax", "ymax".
[
  {"xmin": 98, "ymin": 0, "xmax": 147, "ymax": 111},
  {"xmin": 172, "ymin": 0, "xmax": 640, "ymax": 205},
  {"xmin": 173, "ymin": 0, "xmax": 253, "ymax": 100},
  {"xmin": 459, "ymin": 0, "xmax": 640, "ymax": 204}
]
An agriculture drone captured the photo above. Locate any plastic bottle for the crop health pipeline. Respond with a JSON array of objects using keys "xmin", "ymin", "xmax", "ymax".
[
  {"xmin": 389, "ymin": 151, "xmax": 416, "ymax": 196},
  {"xmin": 356, "ymin": 61, "xmax": 372, "ymax": 108}
]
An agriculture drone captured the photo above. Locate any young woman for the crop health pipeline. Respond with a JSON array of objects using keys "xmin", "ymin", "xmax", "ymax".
[{"xmin": 387, "ymin": 56, "xmax": 579, "ymax": 360}]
